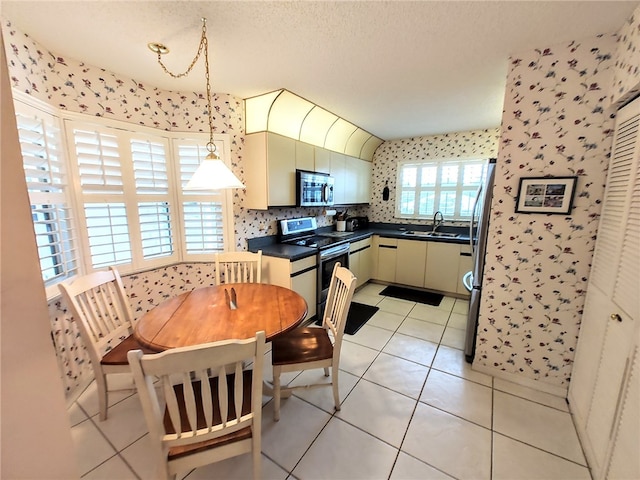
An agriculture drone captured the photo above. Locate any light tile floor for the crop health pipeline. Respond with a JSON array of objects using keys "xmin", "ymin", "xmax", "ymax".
[{"xmin": 68, "ymin": 282, "xmax": 590, "ymax": 479}]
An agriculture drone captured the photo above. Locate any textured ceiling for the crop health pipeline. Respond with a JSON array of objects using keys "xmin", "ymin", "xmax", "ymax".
[{"xmin": 1, "ymin": 1, "xmax": 638, "ymax": 140}]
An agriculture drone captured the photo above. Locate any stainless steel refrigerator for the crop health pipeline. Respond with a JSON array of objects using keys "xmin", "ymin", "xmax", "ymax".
[{"xmin": 463, "ymin": 158, "xmax": 496, "ymax": 363}]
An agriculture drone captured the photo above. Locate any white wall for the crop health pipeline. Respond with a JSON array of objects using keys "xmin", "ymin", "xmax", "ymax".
[{"xmin": 0, "ymin": 32, "xmax": 78, "ymax": 478}]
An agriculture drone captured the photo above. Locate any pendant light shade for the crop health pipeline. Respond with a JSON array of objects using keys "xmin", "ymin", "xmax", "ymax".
[{"xmin": 185, "ymin": 152, "xmax": 245, "ymax": 190}]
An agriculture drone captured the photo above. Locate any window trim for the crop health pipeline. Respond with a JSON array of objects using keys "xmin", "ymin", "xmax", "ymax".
[{"xmin": 395, "ymin": 156, "xmax": 489, "ymax": 222}]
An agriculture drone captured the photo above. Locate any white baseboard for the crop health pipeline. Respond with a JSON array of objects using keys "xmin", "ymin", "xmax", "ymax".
[{"xmin": 472, "ymin": 362, "xmax": 568, "ymax": 398}]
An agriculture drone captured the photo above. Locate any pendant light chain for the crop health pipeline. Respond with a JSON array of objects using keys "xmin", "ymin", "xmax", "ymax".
[{"xmin": 154, "ymin": 18, "xmax": 217, "ymax": 156}]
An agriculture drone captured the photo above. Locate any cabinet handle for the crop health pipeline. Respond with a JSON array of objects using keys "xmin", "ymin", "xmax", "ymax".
[{"xmin": 610, "ymin": 313, "xmax": 622, "ymax": 322}]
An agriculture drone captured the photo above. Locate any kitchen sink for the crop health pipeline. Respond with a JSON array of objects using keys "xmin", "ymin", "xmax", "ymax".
[{"xmin": 402, "ymin": 231, "xmax": 460, "ymax": 238}]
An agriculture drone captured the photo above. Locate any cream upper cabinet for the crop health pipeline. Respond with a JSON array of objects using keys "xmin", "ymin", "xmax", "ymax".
[
  {"xmin": 343, "ymin": 156, "xmax": 372, "ymax": 204},
  {"xmin": 295, "ymin": 141, "xmax": 315, "ymax": 172},
  {"xmin": 357, "ymin": 159, "xmax": 372, "ymax": 203},
  {"xmin": 395, "ymin": 239, "xmax": 427, "ymax": 287},
  {"xmin": 244, "ymin": 132, "xmax": 372, "ymax": 208},
  {"xmin": 244, "ymin": 132, "xmax": 296, "ymax": 209},
  {"xmin": 314, "ymin": 147, "xmax": 331, "ymax": 174},
  {"xmin": 330, "ymin": 152, "xmax": 346, "ymax": 205},
  {"xmin": 424, "ymin": 242, "xmax": 461, "ymax": 293}
]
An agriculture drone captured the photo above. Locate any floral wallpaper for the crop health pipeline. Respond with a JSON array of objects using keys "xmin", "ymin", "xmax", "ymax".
[
  {"xmin": 609, "ymin": 3, "xmax": 640, "ymax": 109},
  {"xmin": 4, "ymin": 8, "xmax": 640, "ymax": 397},
  {"xmin": 475, "ymin": 34, "xmax": 618, "ymax": 390},
  {"xmin": 368, "ymin": 129, "xmax": 500, "ymax": 224}
]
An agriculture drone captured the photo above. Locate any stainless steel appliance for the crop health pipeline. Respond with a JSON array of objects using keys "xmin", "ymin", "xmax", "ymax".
[
  {"xmin": 278, "ymin": 217, "xmax": 349, "ymax": 319},
  {"xmin": 463, "ymin": 158, "xmax": 497, "ymax": 363},
  {"xmin": 296, "ymin": 170, "xmax": 334, "ymax": 207},
  {"xmin": 345, "ymin": 216, "xmax": 369, "ymax": 232}
]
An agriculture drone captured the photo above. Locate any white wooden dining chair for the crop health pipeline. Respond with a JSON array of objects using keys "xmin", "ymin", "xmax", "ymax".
[
  {"xmin": 58, "ymin": 266, "xmax": 156, "ymax": 420},
  {"xmin": 128, "ymin": 331, "xmax": 266, "ymax": 480},
  {"xmin": 271, "ymin": 263, "xmax": 356, "ymax": 421},
  {"xmin": 214, "ymin": 250, "xmax": 262, "ymax": 285}
]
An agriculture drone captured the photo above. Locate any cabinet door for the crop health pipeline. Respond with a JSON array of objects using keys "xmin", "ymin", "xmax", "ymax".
[
  {"xmin": 424, "ymin": 242, "xmax": 459, "ymax": 293},
  {"xmin": 358, "ymin": 160, "xmax": 372, "ymax": 204},
  {"xmin": 330, "ymin": 152, "xmax": 346, "ymax": 205},
  {"xmin": 349, "ymin": 251, "xmax": 360, "ymax": 284},
  {"xmin": 295, "ymin": 141, "xmax": 314, "ymax": 172},
  {"xmin": 267, "ymin": 133, "xmax": 296, "ymax": 206},
  {"xmin": 292, "ymin": 268, "xmax": 317, "ymax": 320},
  {"xmin": 359, "ymin": 244, "xmax": 373, "ymax": 285},
  {"xmin": 457, "ymin": 244, "xmax": 473, "ymax": 295},
  {"xmin": 343, "ymin": 156, "xmax": 359, "ymax": 204},
  {"xmin": 314, "ymin": 147, "xmax": 331, "ymax": 174},
  {"xmin": 376, "ymin": 238, "xmax": 397, "ymax": 283},
  {"xmin": 396, "ymin": 239, "xmax": 427, "ymax": 287}
]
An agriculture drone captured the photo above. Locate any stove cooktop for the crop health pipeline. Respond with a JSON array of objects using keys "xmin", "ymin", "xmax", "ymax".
[{"xmin": 283, "ymin": 235, "xmax": 346, "ymax": 249}]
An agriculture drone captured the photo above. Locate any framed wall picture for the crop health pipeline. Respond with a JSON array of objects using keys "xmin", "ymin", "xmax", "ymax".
[{"xmin": 515, "ymin": 176, "xmax": 578, "ymax": 214}]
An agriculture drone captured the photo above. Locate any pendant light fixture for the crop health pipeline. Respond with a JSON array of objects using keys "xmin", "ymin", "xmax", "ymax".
[{"xmin": 148, "ymin": 18, "xmax": 244, "ymax": 190}]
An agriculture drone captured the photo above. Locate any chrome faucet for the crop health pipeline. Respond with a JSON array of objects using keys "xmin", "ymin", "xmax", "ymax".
[{"xmin": 432, "ymin": 211, "xmax": 444, "ymax": 232}]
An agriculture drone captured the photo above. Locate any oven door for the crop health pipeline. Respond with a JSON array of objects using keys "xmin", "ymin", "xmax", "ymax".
[{"xmin": 317, "ymin": 243, "xmax": 350, "ymax": 319}]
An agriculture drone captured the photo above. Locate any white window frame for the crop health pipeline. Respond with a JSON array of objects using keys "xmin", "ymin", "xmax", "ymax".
[
  {"xmin": 395, "ymin": 157, "xmax": 488, "ymax": 221},
  {"xmin": 13, "ymin": 92, "xmax": 236, "ymax": 296}
]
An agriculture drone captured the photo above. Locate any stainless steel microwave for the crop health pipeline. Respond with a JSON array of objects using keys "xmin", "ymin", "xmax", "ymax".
[{"xmin": 296, "ymin": 170, "xmax": 334, "ymax": 207}]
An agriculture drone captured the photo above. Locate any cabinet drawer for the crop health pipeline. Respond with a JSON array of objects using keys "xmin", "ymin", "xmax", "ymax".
[{"xmin": 350, "ymin": 237, "xmax": 372, "ymax": 253}]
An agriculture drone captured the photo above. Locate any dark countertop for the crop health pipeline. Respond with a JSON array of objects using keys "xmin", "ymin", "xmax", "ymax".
[{"xmin": 248, "ymin": 223, "xmax": 472, "ymax": 261}]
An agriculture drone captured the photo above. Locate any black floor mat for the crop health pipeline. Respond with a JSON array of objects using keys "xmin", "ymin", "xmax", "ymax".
[
  {"xmin": 344, "ymin": 302, "xmax": 379, "ymax": 335},
  {"xmin": 379, "ymin": 285, "xmax": 444, "ymax": 306}
]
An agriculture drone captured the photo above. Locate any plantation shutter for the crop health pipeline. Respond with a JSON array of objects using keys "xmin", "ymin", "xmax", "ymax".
[
  {"xmin": 68, "ymin": 125, "xmax": 132, "ymax": 269},
  {"xmin": 15, "ymin": 104, "xmax": 78, "ymax": 286},
  {"xmin": 173, "ymin": 137, "xmax": 229, "ymax": 255},
  {"xmin": 131, "ymin": 138, "xmax": 174, "ymax": 259}
]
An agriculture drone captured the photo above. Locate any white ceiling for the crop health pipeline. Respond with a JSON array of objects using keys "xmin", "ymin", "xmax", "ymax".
[{"xmin": 1, "ymin": 1, "xmax": 638, "ymax": 140}]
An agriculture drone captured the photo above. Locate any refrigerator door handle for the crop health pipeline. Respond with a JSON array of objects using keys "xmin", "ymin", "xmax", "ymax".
[
  {"xmin": 462, "ymin": 271, "xmax": 473, "ymax": 292},
  {"xmin": 470, "ymin": 184, "xmax": 483, "ymax": 265}
]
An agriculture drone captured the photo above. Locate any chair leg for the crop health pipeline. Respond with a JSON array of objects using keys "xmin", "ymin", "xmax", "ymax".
[
  {"xmin": 332, "ymin": 363, "xmax": 341, "ymax": 411},
  {"xmin": 323, "ymin": 367, "xmax": 330, "ymax": 377},
  {"xmin": 96, "ymin": 372, "xmax": 109, "ymax": 421},
  {"xmin": 252, "ymin": 434, "xmax": 261, "ymax": 480},
  {"xmin": 273, "ymin": 366, "xmax": 281, "ymax": 421}
]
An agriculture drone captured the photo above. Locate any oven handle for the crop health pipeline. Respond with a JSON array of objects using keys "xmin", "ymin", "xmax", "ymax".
[{"xmin": 319, "ymin": 243, "xmax": 350, "ymax": 260}]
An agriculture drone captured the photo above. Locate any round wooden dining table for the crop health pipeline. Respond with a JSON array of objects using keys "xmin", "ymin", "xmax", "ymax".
[{"xmin": 134, "ymin": 283, "xmax": 308, "ymax": 352}]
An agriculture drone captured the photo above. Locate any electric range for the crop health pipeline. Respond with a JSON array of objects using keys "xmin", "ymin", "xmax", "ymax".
[
  {"xmin": 278, "ymin": 217, "xmax": 349, "ymax": 250},
  {"xmin": 278, "ymin": 217, "xmax": 351, "ymax": 319}
]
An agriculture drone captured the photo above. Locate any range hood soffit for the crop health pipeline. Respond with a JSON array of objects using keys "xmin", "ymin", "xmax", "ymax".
[{"xmin": 244, "ymin": 89, "xmax": 383, "ymax": 161}]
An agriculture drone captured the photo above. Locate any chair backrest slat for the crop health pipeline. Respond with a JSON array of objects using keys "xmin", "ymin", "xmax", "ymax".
[
  {"xmin": 322, "ymin": 263, "xmax": 357, "ymax": 350},
  {"xmin": 215, "ymin": 251, "xmax": 262, "ymax": 285}
]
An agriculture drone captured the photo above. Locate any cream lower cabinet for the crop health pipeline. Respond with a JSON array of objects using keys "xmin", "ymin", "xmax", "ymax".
[
  {"xmin": 424, "ymin": 241, "xmax": 462, "ymax": 294},
  {"xmin": 395, "ymin": 239, "xmax": 427, "ymax": 287},
  {"xmin": 349, "ymin": 237, "xmax": 372, "ymax": 287},
  {"xmin": 262, "ymin": 254, "xmax": 317, "ymax": 321},
  {"xmin": 373, "ymin": 236, "xmax": 397, "ymax": 282},
  {"xmin": 457, "ymin": 244, "xmax": 473, "ymax": 296}
]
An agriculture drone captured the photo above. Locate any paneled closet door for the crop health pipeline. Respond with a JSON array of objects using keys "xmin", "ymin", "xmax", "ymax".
[{"xmin": 569, "ymin": 97, "xmax": 640, "ymax": 480}]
